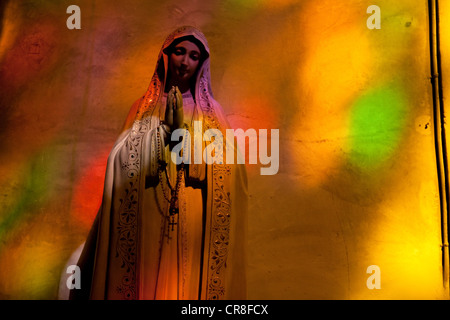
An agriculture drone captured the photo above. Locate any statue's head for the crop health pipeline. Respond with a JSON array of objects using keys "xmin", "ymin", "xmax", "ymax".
[
  {"xmin": 161, "ymin": 27, "xmax": 210, "ymax": 94},
  {"xmin": 166, "ymin": 37, "xmax": 202, "ymax": 90}
]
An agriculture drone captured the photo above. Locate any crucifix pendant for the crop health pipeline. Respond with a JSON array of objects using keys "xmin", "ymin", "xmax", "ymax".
[
  {"xmin": 165, "ymin": 195, "xmax": 179, "ymax": 242},
  {"xmin": 165, "ymin": 214, "xmax": 178, "ymax": 243},
  {"xmin": 168, "ymin": 215, "xmax": 177, "ymax": 232}
]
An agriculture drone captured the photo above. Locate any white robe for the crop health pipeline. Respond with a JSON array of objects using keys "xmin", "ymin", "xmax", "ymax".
[
  {"xmin": 69, "ymin": 26, "xmax": 248, "ymax": 300},
  {"xmin": 140, "ymin": 91, "xmax": 204, "ymax": 299}
]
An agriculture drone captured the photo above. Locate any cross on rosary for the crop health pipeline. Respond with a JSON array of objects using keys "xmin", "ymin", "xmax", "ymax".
[
  {"xmin": 165, "ymin": 208, "xmax": 178, "ymax": 242},
  {"xmin": 168, "ymin": 215, "xmax": 177, "ymax": 231},
  {"xmin": 165, "ymin": 190, "xmax": 179, "ymax": 242}
]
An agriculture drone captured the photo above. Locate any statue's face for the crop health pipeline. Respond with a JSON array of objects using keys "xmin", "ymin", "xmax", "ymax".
[{"xmin": 168, "ymin": 40, "xmax": 201, "ymax": 86}]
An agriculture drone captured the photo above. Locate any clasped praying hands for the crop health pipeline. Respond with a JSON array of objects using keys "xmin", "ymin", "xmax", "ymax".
[{"xmin": 164, "ymin": 86, "xmax": 184, "ymax": 132}]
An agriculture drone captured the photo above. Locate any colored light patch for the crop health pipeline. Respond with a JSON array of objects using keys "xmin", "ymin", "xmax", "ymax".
[
  {"xmin": 292, "ymin": 2, "xmax": 371, "ymax": 187},
  {"xmin": 0, "ymin": 157, "xmax": 51, "ymax": 244},
  {"xmin": 0, "ymin": 20, "xmax": 58, "ymax": 90},
  {"xmin": 346, "ymin": 84, "xmax": 408, "ymax": 170},
  {"xmin": 0, "ymin": 221, "xmax": 67, "ymax": 299},
  {"xmin": 350, "ymin": 183, "xmax": 443, "ymax": 299},
  {"xmin": 0, "ymin": 144, "xmax": 71, "ymax": 299},
  {"xmin": 0, "ymin": 2, "xmax": 22, "ymax": 64},
  {"xmin": 70, "ymin": 150, "xmax": 110, "ymax": 228}
]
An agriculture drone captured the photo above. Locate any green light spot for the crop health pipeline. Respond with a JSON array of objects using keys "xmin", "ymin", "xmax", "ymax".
[{"xmin": 347, "ymin": 84, "xmax": 407, "ymax": 170}]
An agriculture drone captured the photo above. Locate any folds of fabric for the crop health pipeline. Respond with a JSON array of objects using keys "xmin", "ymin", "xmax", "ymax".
[{"xmin": 70, "ymin": 26, "xmax": 247, "ymax": 300}]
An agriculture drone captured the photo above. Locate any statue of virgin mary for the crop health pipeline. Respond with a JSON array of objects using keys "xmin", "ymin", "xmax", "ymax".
[{"xmin": 69, "ymin": 26, "xmax": 248, "ymax": 300}]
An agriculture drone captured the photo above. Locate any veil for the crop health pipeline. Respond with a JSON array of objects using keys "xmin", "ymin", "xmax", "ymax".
[{"xmin": 70, "ymin": 26, "xmax": 247, "ymax": 300}]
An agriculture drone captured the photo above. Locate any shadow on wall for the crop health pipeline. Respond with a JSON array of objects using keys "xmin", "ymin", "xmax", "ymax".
[{"xmin": 0, "ymin": 1, "xmax": 7, "ymax": 35}]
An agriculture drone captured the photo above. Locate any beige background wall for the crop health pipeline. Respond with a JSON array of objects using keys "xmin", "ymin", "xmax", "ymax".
[{"xmin": 0, "ymin": 0, "xmax": 446, "ymax": 299}]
